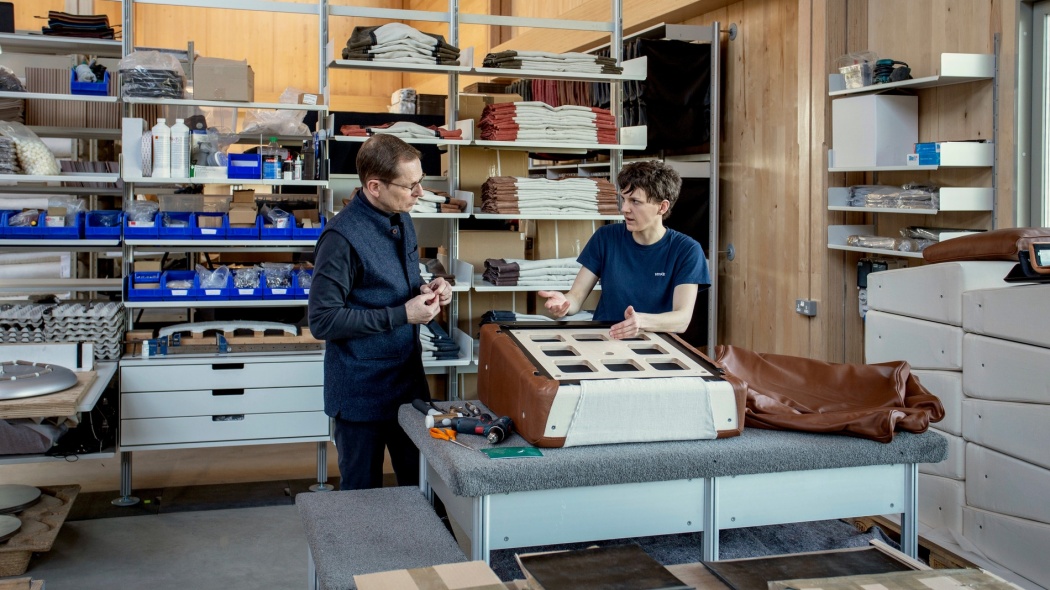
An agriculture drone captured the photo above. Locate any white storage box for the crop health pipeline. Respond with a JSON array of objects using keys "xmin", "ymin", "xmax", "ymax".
[
  {"xmin": 831, "ymin": 95, "xmax": 917, "ymax": 168},
  {"xmin": 864, "ymin": 310, "xmax": 963, "ymax": 370},
  {"xmin": 962, "ymin": 399, "xmax": 1050, "ymax": 470},
  {"xmin": 966, "ymin": 443, "xmax": 1050, "ymax": 526},
  {"xmin": 867, "ymin": 261, "xmax": 1015, "ymax": 326},
  {"xmin": 963, "ymin": 334, "xmax": 1050, "ymax": 404},
  {"xmin": 963, "ymin": 506, "xmax": 1050, "ymax": 589},
  {"xmin": 918, "ymin": 473, "xmax": 964, "ymax": 533},
  {"xmin": 963, "ymin": 284, "xmax": 1050, "ymax": 348},
  {"xmin": 913, "ymin": 370, "xmax": 963, "ymax": 436},
  {"xmin": 919, "ymin": 428, "xmax": 965, "ymax": 479}
]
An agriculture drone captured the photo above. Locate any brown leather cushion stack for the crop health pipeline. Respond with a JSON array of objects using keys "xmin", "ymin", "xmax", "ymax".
[{"xmin": 922, "ymin": 227, "xmax": 1050, "ymax": 263}]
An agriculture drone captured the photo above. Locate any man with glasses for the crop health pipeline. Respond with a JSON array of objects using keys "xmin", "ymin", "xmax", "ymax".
[{"xmin": 309, "ymin": 134, "xmax": 452, "ymax": 490}]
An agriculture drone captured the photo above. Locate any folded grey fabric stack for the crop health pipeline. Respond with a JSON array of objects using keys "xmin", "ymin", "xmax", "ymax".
[
  {"xmin": 410, "ymin": 188, "xmax": 468, "ymax": 214},
  {"xmin": 421, "ymin": 320, "xmax": 459, "ymax": 361},
  {"xmin": 418, "ymin": 257, "xmax": 456, "ymax": 286},
  {"xmin": 481, "ymin": 176, "xmax": 619, "ymax": 215},
  {"xmin": 482, "ymin": 257, "xmax": 581, "ymax": 287},
  {"xmin": 483, "ymin": 50, "xmax": 622, "ymax": 74},
  {"xmin": 343, "ymin": 23, "xmax": 461, "ymax": 66}
]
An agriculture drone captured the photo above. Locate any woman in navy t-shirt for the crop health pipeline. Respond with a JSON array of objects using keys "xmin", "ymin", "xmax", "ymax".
[{"xmin": 538, "ymin": 160, "xmax": 710, "ymax": 340}]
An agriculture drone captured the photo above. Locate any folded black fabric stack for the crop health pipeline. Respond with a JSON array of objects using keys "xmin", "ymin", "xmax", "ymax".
[
  {"xmin": 421, "ymin": 321, "xmax": 459, "ymax": 361},
  {"xmin": 342, "ymin": 23, "xmax": 460, "ymax": 66},
  {"xmin": 483, "ymin": 50, "xmax": 622, "ymax": 74},
  {"xmin": 41, "ymin": 11, "xmax": 116, "ymax": 39}
]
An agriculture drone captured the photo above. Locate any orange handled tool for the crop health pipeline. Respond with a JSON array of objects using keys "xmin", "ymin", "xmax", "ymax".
[{"xmin": 429, "ymin": 427, "xmax": 474, "ymax": 451}]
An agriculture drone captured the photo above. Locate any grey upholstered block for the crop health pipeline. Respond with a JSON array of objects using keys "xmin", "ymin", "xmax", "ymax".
[
  {"xmin": 296, "ymin": 487, "xmax": 467, "ymax": 590},
  {"xmin": 398, "ymin": 403, "xmax": 948, "ymax": 498}
]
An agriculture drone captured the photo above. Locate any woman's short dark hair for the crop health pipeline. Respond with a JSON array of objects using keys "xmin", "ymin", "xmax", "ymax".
[
  {"xmin": 356, "ymin": 134, "xmax": 422, "ymax": 184},
  {"xmin": 617, "ymin": 160, "xmax": 683, "ymax": 219}
]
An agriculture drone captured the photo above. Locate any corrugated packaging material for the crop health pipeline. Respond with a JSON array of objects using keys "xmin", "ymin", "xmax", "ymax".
[
  {"xmin": 448, "ymin": 147, "xmax": 528, "ymax": 197},
  {"xmin": 354, "ymin": 561, "xmax": 503, "ymax": 590},
  {"xmin": 297, "ymin": 92, "xmax": 323, "ymax": 106},
  {"xmin": 229, "ymin": 190, "xmax": 258, "ymax": 226},
  {"xmin": 193, "ymin": 57, "xmax": 255, "ymax": 102},
  {"xmin": 416, "ymin": 94, "xmax": 447, "ymax": 116},
  {"xmin": 458, "ymin": 93, "xmax": 521, "ymax": 125},
  {"xmin": 25, "ymin": 67, "xmax": 84, "ymax": 128}
]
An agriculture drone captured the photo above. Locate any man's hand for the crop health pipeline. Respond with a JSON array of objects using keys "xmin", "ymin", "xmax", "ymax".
[
  {"xmin": 421, "ymin": 277, "xmax": 453, "ymax": 307},
  {"xmin": 406, "ymin": 292, "xmax": 441, "ymax": 324},
  {"xmin": 610, "ymin": 305, "xmax": 647, "ymax": 339},
  {"xmin": 537, "ymin": 290, "xmax": 571, "ymax": 318}
]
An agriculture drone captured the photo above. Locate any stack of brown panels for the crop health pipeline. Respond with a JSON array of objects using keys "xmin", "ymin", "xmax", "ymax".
[
  {"xmin": 84, "ymin": 73, "xmax": 119, "ymax": 129},
  {"xmin": 25, "ymin": 67, "xmax": 83, "ymax": 128}
]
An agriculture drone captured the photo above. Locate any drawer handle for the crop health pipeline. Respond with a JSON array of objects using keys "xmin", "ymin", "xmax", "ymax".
[
  {"xmin": 212, "ymin": 363, "xmax": 244, "ymax": 371},
  {"xmin": 212, "ymin": 389, "xmax": 245, "ymax": 396},
  {"xmin": 212, "ymin": 414, "xmax": 245, "ymax": 421}
]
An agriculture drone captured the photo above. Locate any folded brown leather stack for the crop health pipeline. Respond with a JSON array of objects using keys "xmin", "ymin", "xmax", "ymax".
[{"xmin": 40, "ymin": 11, "xmax": 116, "ymax": 39}]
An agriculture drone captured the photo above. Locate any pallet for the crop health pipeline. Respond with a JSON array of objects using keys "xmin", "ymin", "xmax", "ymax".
[
  {"xmin": 848, "ymin": 515, "xmax": 979, "ymax": 570},
  {"xmin": 0, "ymin": 578, "xmax": 44, "ymax": 590},
  {"xmin": 0, "ymin": 485, "xmax": 80, "ymax": 577}
]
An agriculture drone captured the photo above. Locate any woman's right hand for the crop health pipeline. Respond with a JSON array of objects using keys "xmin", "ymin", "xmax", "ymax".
[{"xmin": 537, "ymin": 290, "xmax": 570, "ymax": 318}]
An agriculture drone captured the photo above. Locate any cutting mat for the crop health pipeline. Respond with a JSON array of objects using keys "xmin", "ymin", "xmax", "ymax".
[{"xmin": 0, "ymin": 371, "xmax": 97, "ymax": 420}]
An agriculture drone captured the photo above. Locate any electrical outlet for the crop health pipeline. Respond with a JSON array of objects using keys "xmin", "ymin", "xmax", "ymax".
[{"xmin": 795, "ymin": 299, "xmax": 818, "ymax": 317}]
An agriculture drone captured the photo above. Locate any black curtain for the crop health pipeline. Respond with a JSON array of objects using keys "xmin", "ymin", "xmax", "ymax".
[{"xmin": 664, "ymin": 177, "xmax": 711, "ymax": 350}]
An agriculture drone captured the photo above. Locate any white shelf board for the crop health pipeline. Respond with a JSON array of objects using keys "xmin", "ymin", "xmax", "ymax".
[
  {"xmin": 826, "ymin": 224, "xmax": 924, "ymax": 259},
  {"xmin": 472, "ymin": 273, "xmax": 597, "ymax": 292},
  {"xmin": 126, "ymin": 239, "xmax": 316, "ymax": 249},
  {"xmin": 329, "ymin": 59, "xmax": 470, "ymax": 75},
  {"xmin": 123, "ymin": 96, "xmax": 327, "ymax": 111},
  {"xmin": 0, "ymin": 239, "xmax": 120, "ymax": 247},
  {"xmin": 123, "ymin": 299, "xmax": 309, "ymax": 309},
  {"xmin": 123, "ymin": 176, "xmax": 327, "ymax": 187},
  {"xmin": 473, "ymin": 209, "xmax": 622, "ymax": 221},
  {"xmin": 132, "ymin": 0, "xmax": 320, "ymax": 14},
  {"xmin": 29, "ymin": 126, "xmax": 122, "ymax": 140},
  {"xmin": 422, "ymin": 328, "xmax": 473, "ymax": 370},
  {"xmin": 450, "ymin": 260, "xmax": 473, "ymax": 292},
  {"xmin": 830, "ymin": 53, "xmax": 995, "ymax": 96},
  {"xmin": 0, "ymin": 90, "xmax": 117, "ymax": 103},
  {"xmin": 828, "ymin": 244, "xmax": 924, "ymax": 259},
  {"xmin": 0, "ymin": 450, "xmax": 115, "ymax": 465},
  {"xmin": 79, "ymin": 361, "xmax": 117, "ymax": 413},
  {"xmin": 827, "ymin": 186, "xmax": 992, "ymax": 213},
  {"xmin": 0, "ymin": 33, "xmax": 123, "ymax": 58},
  {"xmin": 827, "ymin": 205, "xmax": 937, "ymax": 214},
  {"xmin": 0, "ymin": 278, "xmax": 122, "ymax": 293},
  {"xmin": 412, "ymin": 190, "xmax": 474, "ymax": 219},
  {"xmin": 0, "ymin": 172, "xmax": 120, "ymax": 184},
  {"xmin": 467, "ymin": 56, "xmax": 647, "ymax": 83},
  {"xmin": 332, "ymin": 135, "xmax": 471, "ymax": 147}
]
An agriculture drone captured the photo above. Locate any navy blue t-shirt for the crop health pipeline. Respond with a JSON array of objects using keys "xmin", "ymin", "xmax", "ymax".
[{"xmin": 578, "ymin": 224, "xmax": 710, "ymax": 322}]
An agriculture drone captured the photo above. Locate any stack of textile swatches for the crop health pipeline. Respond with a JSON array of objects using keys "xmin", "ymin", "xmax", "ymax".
[
  {"xmin": 482, "ymin": 258, "xmax": 581, "ymax": 287},
  {"xmin": 339, "ymin": 122, "xmax": 463, "ymax": 140},
  {"xmin": 480, "ymin": 176, "xmax": 618, "ymax": 216},
  {"xmin": 418, "ymin": 258, "xmax": 456, "ymax": 286},
  {"xmin": 482, "ymin": 50, "xmax": 622, "ymax": 74},
  {"xmin": 848, "ymin": 184, "xmax": 940, "ymax": 210},
  {"xmin": 480, "ymin": 309, "xmax": 594, "ymax": 325},
  {"xmin": 40, "ymin": 11, "xmax": 117, "ymax": 39},
  {"xmin": 420, "ymin": 321, "xmax": 460, "ymax": 361},
  {"xmin": 411, "ymin": 189, "xmax": 468, "ymax": 215},
  {"xmin": 342, "ymin": 23, "xmax": 461, "ymax": 66},
  {"xmin": 479, "ymin": 102, "xmax": 616, "ymax": 144}
]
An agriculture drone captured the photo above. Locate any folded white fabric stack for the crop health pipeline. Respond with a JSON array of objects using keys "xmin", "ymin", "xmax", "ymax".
[
  {"xmin": 481, "ymin": 176, "xmax": 619, "ymax": 215},
  {"xmin": 343, "ymin": 23, "xmax": 461, "ymax": 66},
  {"xmin": 482, "ymin": 257, "xmax": 581, "ymax": 287},
  {"xmin": 483, "ymin": 50, "xmax": 622, "ymax": 74}
]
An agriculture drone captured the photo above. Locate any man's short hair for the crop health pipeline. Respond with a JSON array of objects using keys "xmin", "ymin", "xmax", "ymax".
[
  {"xmin": 617, "ymin": 160, "xmax": 683, "ymax": 219},
  {"xmin": 356, "ymin": 134, "xmax": 422, "ymax": 184}
]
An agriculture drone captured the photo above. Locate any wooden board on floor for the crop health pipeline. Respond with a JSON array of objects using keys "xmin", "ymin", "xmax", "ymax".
[
  {"xmin": 0, "ymin": 579, "xmax": 43, "ymax": 590},
  {"xmin": 0, "ymin": 371, "xmax": 97, "ymax": 420},
  {"xmin": 850, "ymin": 515, "xmax": 979, "ymax": 570},
  {"xmin": 0, "ymin": 485, "xmax": 80, "ymax": 577}
]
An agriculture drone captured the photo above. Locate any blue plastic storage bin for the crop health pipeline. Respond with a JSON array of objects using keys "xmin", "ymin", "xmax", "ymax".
[
  {"xmin": 85, "ymin": 211, "xmax": 123, "ymax": 240},
  {"xmin": 125, "ymin": 276, "xmax": 163, "ymax": 302},
  {"xmin": 70, "ymin": 69, "xmax": 110, "ymax": 97},
  {"xmin": 292, "ymin": 216, "xmax": 325, "ymax": 241},
  {"xmin": 262, "ymin": 270, "xmax": 295, "ymax": 300},
  {"xmin": 159, "ymin": 270, "xmax": 198, "ymax": 301},
  {"xmin": 124, "ymin": 211, "xmax": 159, "ymax": 239},
  {"xmin": 229, "ymin": 268, "xmax": 263, "ymax": 300},
  {"xmin": 196, "ymin": 269, "xmax": 230, "ymax": 300},
  {"xmin": 0, "ymin": 211, "xmax": 16, "ymax": 238},
  {"xmin": 192, "ymin": 212, "xmax": 228, "ymax": 240},
  {"xmin": 3, "ymin": 211, "xmax": 83, "ymax": 239},
  {"xmin": 227, "ymin": 153, "xmax": 262, "ymax": 180},
  {"xmin": 227, "ymin": 215, "xmax": 261, "ymax": 240},
  {"xmin": 158, "ymin": 211, "xmax": 193, "ymax": 239},
  {"xmin": 293, "ymin": 269, "xmax": 313, "ymax": 300},
  {"xmin": 260, "ymin": 213, "xmax": 294, "ymax": 240}
]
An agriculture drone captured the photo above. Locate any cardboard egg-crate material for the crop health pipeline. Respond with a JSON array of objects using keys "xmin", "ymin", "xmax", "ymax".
[{"xmin": 0, "ymin": 485, "xmax": 80, "ymax": 577}]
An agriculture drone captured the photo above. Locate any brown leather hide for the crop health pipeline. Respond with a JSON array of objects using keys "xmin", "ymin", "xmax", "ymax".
[
  {"xmin": 715, "ymin": 345, "xmax": 944, "ymax": 443},
  {"xmin": 922, "ymin": 227, "xmax": 1050, "ymax": 263}
]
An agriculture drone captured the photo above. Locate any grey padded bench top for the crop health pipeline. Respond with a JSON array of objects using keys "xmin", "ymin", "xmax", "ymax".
[
  {"xmin": 296, "ymin": 487, "xmax": 466, "ymax": 590},
  {"xmin": 398, "ymin": 403, "xmax": 948, "ymax": 498}
]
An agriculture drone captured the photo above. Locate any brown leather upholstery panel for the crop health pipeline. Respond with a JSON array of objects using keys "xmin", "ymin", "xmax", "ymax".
[
  {"xmin": 669, "ymin": 334, "xmax": 747, "ymax": 438},
  {"xmin": 477, "ymin": 323, "xmax": 564, "ymax": 447},
  {"xmin": 922, "ymin": 227, "xmax": 1050, "ymax": 263},
  {"xmin": 715, "ymin": 345, "xmax": 944, "ymax": 443}
]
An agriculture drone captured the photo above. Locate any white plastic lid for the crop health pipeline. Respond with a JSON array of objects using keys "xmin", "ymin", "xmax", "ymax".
[
  {"xmin": 157, "ymin": 118, "xmax": 166, "ymax": 124},
  {"xmin": 175, "ymin": 118, "xmax": 184, "ymax": 123}
]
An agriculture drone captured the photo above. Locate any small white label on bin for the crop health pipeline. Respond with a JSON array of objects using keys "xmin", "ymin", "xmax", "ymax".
[{"xmin": 272, "ymin": 289, "xmax": 287, "ymax": 295}]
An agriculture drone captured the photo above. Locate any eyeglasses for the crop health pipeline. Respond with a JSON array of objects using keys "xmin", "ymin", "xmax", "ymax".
[{"xmin": 382, "ymin": 175, "xmax": 425, "ymax": 192}]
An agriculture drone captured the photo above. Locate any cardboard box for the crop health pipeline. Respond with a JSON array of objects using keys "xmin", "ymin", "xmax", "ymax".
[
  {"xmin": 232, "ymin": 189, "xmax": 256, "ymax": 204},
  {"xmin": 133, "ymin": 260, "xmax": 162, "ymax": 273},
  {"xmin": 292, "ymin": 208, "xmax": 319, "ymax": 225},
  {"xmin": 458, "ymin": 93, "xmax": 521, "ymax": 125},
  {"xmin": 354, "ymin": 560, "xmax": 502, "ymax": 590},
  {"xmin": 197, "ymin": 215, "xmax": 223, "ymax": 228},
  {"xmin": 831, "ymin": 95, "xmax": 917, "ymax": 168},
  {"xmin": 228, "ymin": 206, "xmax": 257, "ymax": 226},
  {"xmin": 193, "ymin": 57, "xmax": 255, "ymax": 102},
  {"xmin": 297, "ymin": 92, "xmax": 323, "ymax": 106},
  {"xmin": 451, "ymin": 147, "xmax": 528, "ymax": 197}
]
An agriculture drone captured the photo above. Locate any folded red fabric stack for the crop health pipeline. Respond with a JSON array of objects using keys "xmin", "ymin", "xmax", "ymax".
[{"xmin": 479, "ymin": 101, "xmax": 616, "ymax": 144}]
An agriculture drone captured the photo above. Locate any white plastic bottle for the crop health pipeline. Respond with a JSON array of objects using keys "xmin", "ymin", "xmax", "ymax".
[
  {"xmin": 169, "ymin": 118, "xmax": 190, "ymax": 178},
  {"xmin": 151, "ymin": 118, "xmax": 171, "ymax": 178}
]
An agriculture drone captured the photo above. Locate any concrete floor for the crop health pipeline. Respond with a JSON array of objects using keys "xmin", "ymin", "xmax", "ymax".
[{"xmin": 10, "ymin": 505, "xmax": 308, "ymax": 590}]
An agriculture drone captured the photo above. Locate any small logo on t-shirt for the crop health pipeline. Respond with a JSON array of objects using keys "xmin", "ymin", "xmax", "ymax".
[{"xmin": 654, "ymin": 272, "xmax": 666, "ymax": 277}]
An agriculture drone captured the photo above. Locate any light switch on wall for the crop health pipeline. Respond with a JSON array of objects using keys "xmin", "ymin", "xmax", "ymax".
[{"xmin": 795, "ymin": 299, "xmax": 818, "ymax": 317}]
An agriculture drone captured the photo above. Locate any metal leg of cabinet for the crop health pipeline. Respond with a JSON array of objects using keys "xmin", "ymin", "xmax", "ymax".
[
  {"xmin": 309, "ymin": 441, "xmax": 334, "ymax": 492},
  {"xmin": 111, "ymin": 451, "xmax": 140, "ymax": 506}
]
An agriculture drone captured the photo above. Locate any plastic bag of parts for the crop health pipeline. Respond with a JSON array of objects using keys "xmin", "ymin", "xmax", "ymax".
[
  {"xmin": 846, "ymin": 234, "xmax": 933, "ymax": 253},
  {"xmin": 0, "ymin": 121, "xmax": 62, "ymax": 175},
  {"xmin": 836, "ymin": 51, "xmax": 878, "ymax": 89},
  {"xmin": 118, "ymin": 50, "xmax": 186, "ymax": 98},
  {"xmin": 0, "ymin": 65, "xmax": 25, "ymax": 92},
  {"xmin": 48, "ymin": 196, "xmax": 85, "ymax": 227},
  {"xmin": 196, "ymin": 264, "xmax": 230, "ymax": 289},
  {"xmin": 161, "ymin": 212, "xmax": 189, "ymax": 228},
  {"xmin": 232, "ymin": 266, "xmax": 261, "ymax": 289},
  {"xmin": 90, "ymin": 210, "xmax": 121, "ymax": 227},
  {"xmin": 241, "ymin": 88, "xmax": 311, "ymax": 136},
  {"xmin": 260, "ymin": 262, "xmax": 293, "ymax": 288},
  {"xmin": 297, "ymin": 269, "xmax": 312, "ymax": 289},
  {"xmin": 195, "ymin": 128, "xmax": 239, "ymax": 167},
  {"xmin": 263, "ymin": 205, "xmax": 291, "ymax": 228},
  {"xmin": 8, "ymin": 209, "xmax": 41, "ymax": 227},
  {"xmin": 125, "ymin": 200, "xmax": 159, "ymax": 224}
]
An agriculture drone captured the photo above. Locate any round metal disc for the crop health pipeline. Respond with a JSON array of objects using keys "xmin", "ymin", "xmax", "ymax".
[
  {"xmin": 0, "ymin": 515, "xmax": 21, "ymax": 543},
  {"xmin": 0, "ymin": 360, "xmax": 79, "ymax": 401},
  {"xmin": 0, "ymin": 485, "xmax": 42, "ymax": 515}
]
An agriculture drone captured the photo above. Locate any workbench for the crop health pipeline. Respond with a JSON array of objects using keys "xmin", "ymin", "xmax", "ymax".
[{"xmin": 398, "ymin": 403, "xmax": 948, "ymax": 564}]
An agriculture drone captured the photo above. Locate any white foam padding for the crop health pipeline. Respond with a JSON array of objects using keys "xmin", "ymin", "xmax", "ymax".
[
  {"xmin": 966, "ymin": 443, "xmax": 1050, "ymax": 526},
  {"xmin": 963, "ymin": 506, "xmax": 1050, "ymax": 589},
  {"xmin": 919, "ymin": 428, "xmax": 965, "ymax": 479},
  {"xmin": 864, "ymin": 310, "xmax": 963, "ymax": 369},
  {"xmin": 963, "ymin": 334, "xmax": 1050, "ymax": 404},
  {"xmin": 913, "ymin": 370, "xmax": 963, "ymax": 436},
  {"xmin": 868, "ymin": 261, "xmax": 1015, "ymax": 326},
  {"xmin": 918, "ymin": 473, "xmax": 964, "ymax": 534},
  {"xmin": 962, "ymin": 399, "xmax": 1050, "ymax": 470},
  {"xmin": 963, "ymin": 284, "xmax": 1050, "ymax": 348}
]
